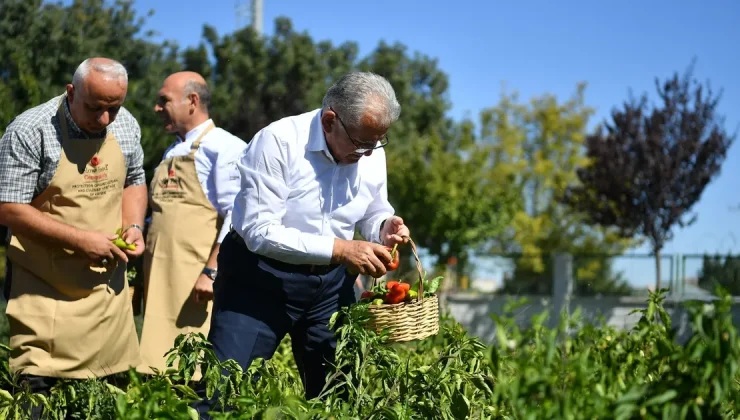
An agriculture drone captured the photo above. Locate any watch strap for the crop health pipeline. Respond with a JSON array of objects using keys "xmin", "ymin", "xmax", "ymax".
[{"xmin": 123, "ymin": 223, "xmax": 144, "ymax": 233}]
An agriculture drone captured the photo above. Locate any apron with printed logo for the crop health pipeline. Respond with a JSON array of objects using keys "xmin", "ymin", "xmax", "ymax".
[
  {"xmin": 138, "ymin": 122, "xmax": 222, "ymax": 378},
  {"xmin": 5, "ymin": 98, "xmax": 140, "ymax": 378}
]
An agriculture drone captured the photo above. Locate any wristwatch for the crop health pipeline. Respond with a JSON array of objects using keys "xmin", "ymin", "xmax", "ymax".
[
  {"xmin": 202, "ymin": 267, "xmax": 218, "ymax": 280},
  {"xmin": 123, "ymin": 223, "xmax": 144, "ymax": 233}
]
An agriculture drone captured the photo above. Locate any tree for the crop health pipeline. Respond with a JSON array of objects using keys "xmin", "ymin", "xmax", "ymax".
[
  {"xmin": 384, "ymin": 129, "xmax": 521, "ymax": 279},
  {"xmin": 563, "ymin": 62, "xmax": 736, "ymax": 289},
  {"xmin": 697, "ymin": 254, "xmax": 740, "ymax": 295},
  {"xmin": 0, "ymin": 2, "xmax": 531, "ymax": 286},
  {"xmin": 191, "ymin": 20, "xmax": 516, "ymax": 278},
  {"xmin": 0, "ymin": 0, "xmax": 184, "ymax": 180},
  {"xmin": 358, "ymin": 42, "xmax": 516, "ymax": 278},
  {"xmin": 191, "ymin": 18, "xmax": 359, "ymax": 143},
  {"xmin": 476, "ymin": 84, "xmax": 635, "ymax": 295}
]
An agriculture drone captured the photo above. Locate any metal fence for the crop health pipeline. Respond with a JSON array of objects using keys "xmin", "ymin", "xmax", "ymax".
[{"xmin": 458, "ymin": 252, "xmax": 740, "ymax": 298}]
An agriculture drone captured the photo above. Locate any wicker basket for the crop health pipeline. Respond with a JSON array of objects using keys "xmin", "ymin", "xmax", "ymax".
[{"xmin": 365, "ymin": 238, "xmax": 440, "ymax": 342}]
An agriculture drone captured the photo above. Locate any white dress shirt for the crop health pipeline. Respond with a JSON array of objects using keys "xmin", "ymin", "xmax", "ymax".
[
  {"xmin": 161, "ymin": 119, "xmax": 246, "ymax": 243},
  {"xmin": 231, "ymin": 108, "xmax": 395, "ymax": 265}
]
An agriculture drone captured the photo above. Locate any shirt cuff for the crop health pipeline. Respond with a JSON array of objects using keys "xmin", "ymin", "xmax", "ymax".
[
  {"xmin": 366, "ymin": 213, "xmax": 392, "ymax": 244},
  {"xmin": 311, "ymin": 235, "xmax": 337, "ymax": 265}
]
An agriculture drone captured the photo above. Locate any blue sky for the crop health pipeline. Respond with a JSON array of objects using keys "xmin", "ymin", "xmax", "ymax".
[{"xmin": 128, "ymin": 0, "xmax": 738, "ymax": 287}]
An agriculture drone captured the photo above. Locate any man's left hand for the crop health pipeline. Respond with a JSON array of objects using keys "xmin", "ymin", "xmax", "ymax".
[
  {"xmin": 121, "ymin": 226, "xmax": 145, "ymax": 258},
  {"xmin": 380, "ymin": 216, "xmax": 410, "ymax": 247},
  {"xmin": 192, "ymin": 274, "xmax": 214, "ymax": 304}
]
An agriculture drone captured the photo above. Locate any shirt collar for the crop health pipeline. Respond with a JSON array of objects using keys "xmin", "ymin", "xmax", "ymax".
[
  {"xmin": 177, "ymin": 118, "xmax": 214, "ymax": 143},
  {"xmin": 62, "ymin": 93, "xmax": 105, "ymax": 139},
  {"xmin": 307, "ymin": 109, "xmax": 335, "ymax": 162}
]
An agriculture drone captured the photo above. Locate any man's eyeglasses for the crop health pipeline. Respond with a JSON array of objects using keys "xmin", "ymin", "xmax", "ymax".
[{"xmin": 330, "ymin": 106, "xmax": 389, "ymax": 153}]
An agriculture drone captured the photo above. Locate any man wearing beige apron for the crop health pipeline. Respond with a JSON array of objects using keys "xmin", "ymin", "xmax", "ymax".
[
  {"xmin": 138, "ymin": 71, "xmax": 246, "ymax": 377},
  {"xmin": 0, "ymin": 57, "xmax": 146, "ymax": 417}
]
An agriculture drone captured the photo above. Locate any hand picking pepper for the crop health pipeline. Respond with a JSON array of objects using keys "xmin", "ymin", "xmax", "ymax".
[
  {"xmin": 112, "ymin": 228, "xmax": 136, "ymax": 251},
  {"xmin": 385, "ymin": 244, "xmax": 400, "ymax": 271},
  {"xmin": 112, "ymin": 237, "xmax": 136, "ymax": 251}
]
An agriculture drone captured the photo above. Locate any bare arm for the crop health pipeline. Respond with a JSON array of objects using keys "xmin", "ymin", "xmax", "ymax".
[
  {"xmin": 206, "ymin": 241, "xmax": 219, "ymax": 268},
  {"xmin": 0, "ymin": 126, "xmax": 129, "ymax": 264},
  {"xmin": 191, "ymin": 239, "xmax": 221, "ymax": 303},
  {"xmin": 118, "ymin": 121, "xmax": 148, "ymax": 257},
  {"xmin": 0, "ymin": 202, "xmax": 127, "ymax": 263},
  {"xmin": 0, "ymin": 202, "xmax": 84, "ymax": 250},
  {"xmin": 121, "ymin": 184, "xmax": 147, "ymax": 230}
]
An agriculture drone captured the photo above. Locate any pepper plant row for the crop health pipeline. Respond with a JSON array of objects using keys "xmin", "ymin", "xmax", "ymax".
[{"xmin": 0, "ymin": 288, "xmax": 739, "ymax": 419}]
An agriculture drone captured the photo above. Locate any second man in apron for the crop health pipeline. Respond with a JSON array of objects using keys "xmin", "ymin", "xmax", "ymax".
[{"xmin": 137, "ymin": 71, "xmax": 247, "ymax": 376}]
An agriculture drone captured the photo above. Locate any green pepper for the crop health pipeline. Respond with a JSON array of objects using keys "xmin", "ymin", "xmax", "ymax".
[{"xmin": 112, "ymin": 237, "xmax": 136, "ymax": 251}]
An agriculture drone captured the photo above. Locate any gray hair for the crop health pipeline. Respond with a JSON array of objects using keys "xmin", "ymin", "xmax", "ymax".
[
  {"xmin": 184, "ymin": 79, "xmax": 211, "ymax": 112},
  {"xmin": 72, "ymin": 58, "xmax": 128, "ymax": 89},
  {"xmin": 322, "ymin": 72, "xmax": 401, "ymax": 128}
]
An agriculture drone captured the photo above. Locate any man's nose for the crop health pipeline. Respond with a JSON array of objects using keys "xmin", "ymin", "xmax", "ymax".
[{"xmin": 98, "ymin": 111, "xmax": 110, "ymax": 126}]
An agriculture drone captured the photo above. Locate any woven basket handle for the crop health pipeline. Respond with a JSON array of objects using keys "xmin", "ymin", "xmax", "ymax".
[
  {"xmin": 407, "ymin": 236, "xmax": 424, "ymax": 302},
  {"xmin": 370, "ymin": 236, "xmax": 423, "ymax": 301}
]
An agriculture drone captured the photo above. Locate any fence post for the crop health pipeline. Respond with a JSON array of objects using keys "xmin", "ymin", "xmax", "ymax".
[{"xmin": 552, "ymin": 253, "xmax": 574, "ymax": 328}]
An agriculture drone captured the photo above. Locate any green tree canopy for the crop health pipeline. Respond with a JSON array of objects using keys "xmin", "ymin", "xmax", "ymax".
[{"xmin": 476, "ymin": 85, "xmax": 636, "ymax": 295}]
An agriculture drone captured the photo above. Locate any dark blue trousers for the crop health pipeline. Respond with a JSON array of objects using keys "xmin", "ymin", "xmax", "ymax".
[{"xmin": 194, "ymin": 231, "xmax": 356, "ymax": 418}]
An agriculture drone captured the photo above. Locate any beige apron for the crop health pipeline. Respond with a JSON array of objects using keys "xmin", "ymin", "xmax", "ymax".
[
  {"xmin": 5, "ymin": 98, "xmax": 141, "ymax": 379},
  {"xmin": 137, "ymin": 122, "xmax": 222, "ymax": 377}
]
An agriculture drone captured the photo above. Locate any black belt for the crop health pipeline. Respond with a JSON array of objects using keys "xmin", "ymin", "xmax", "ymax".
[{"xmin": 229, "ymin": 229, "xmax": 341, "ymax": 276}]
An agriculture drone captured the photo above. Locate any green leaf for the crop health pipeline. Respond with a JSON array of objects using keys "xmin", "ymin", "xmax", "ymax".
[
  {"xmin": 328, "ymin": 311, "xmax": 340, "ymax": 330},
  {"xmin": 644, "ymin": 389, "xmax": 677, "ymax": 406},
  {"xmin": 188, "ymin": 406, "xmax": 199, "ymax": 420},
  {"xmin": 0, "ymin": 389, "xmax": 11, "ymax": 402},
  {"xmin": 425, "ymin": 276, "xmax": 443, "ymax": 294}
]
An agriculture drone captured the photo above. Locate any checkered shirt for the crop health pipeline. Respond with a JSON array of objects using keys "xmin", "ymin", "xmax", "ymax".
[{"xmin": 0, "ymin": 93, "xmax": 145, "ymax": 204}]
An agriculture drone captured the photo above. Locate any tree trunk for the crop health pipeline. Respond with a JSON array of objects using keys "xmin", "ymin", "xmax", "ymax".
[{"xmin": 655, "ymin": 248, "xmax": 662, "ymax": 291}]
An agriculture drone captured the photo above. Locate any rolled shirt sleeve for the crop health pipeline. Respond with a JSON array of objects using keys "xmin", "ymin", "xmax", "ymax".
[
  {"xmin": 231, "ymin": 129, "xmax": 336, "ymax": 265},
  {"xmin": 124, "ymin": 122, "xmax": 146, "ymax": 187},
  {"xmin": 0, "ymin": 129, "xmax": 41, "ymax": 204}
]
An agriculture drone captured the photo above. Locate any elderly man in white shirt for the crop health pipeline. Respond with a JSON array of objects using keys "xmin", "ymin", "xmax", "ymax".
[
  {"xmin": 194, "ymin": 72, "xmax": 409, "ymax": 417},
  {"xmin": 137, "ymin": 71, "xmax": 247, "ymax": 376}
]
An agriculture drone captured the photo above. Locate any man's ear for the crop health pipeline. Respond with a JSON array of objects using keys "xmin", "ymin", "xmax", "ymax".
[
  {"xmin": 320, "ymin": 109, "xmax": 335, "ymax": 132},
  {"xmin": 189, "ymin": 93, "xmax": 199, "ymax": 113},
  {"xmin": 66, "ymin": 84, "xmax": 75, "ymax": 103}
]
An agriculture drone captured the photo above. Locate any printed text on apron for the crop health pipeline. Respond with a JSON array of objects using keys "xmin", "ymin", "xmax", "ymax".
[
  {"xmin": 5, "ymin": 98, "xmax": 141, "ymax": 379},
  {"xmin": 138, "ymin": 122, "xmax": 222, "ymax": 377}
]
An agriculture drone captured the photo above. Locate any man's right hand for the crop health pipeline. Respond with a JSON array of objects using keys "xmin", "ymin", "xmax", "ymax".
[
  {"xmin": 75, "ymin": 231, "xmax": 129, "ymax": 266},
  {"xmin": 0, "ymin": 203, "xmax": 128, "ymax": 266},
  {"xmin": 332, "ymin": 239, "xmax": 392, "ymax": 278}
]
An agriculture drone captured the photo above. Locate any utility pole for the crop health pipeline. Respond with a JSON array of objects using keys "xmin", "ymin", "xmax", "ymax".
[
  {"xmin": 235, "ymin": 0, "xmax": 263, "ymax": 35},
  {"xmin": 252, "ymin": 0, "xmax": 263, "ymax": 35}
]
